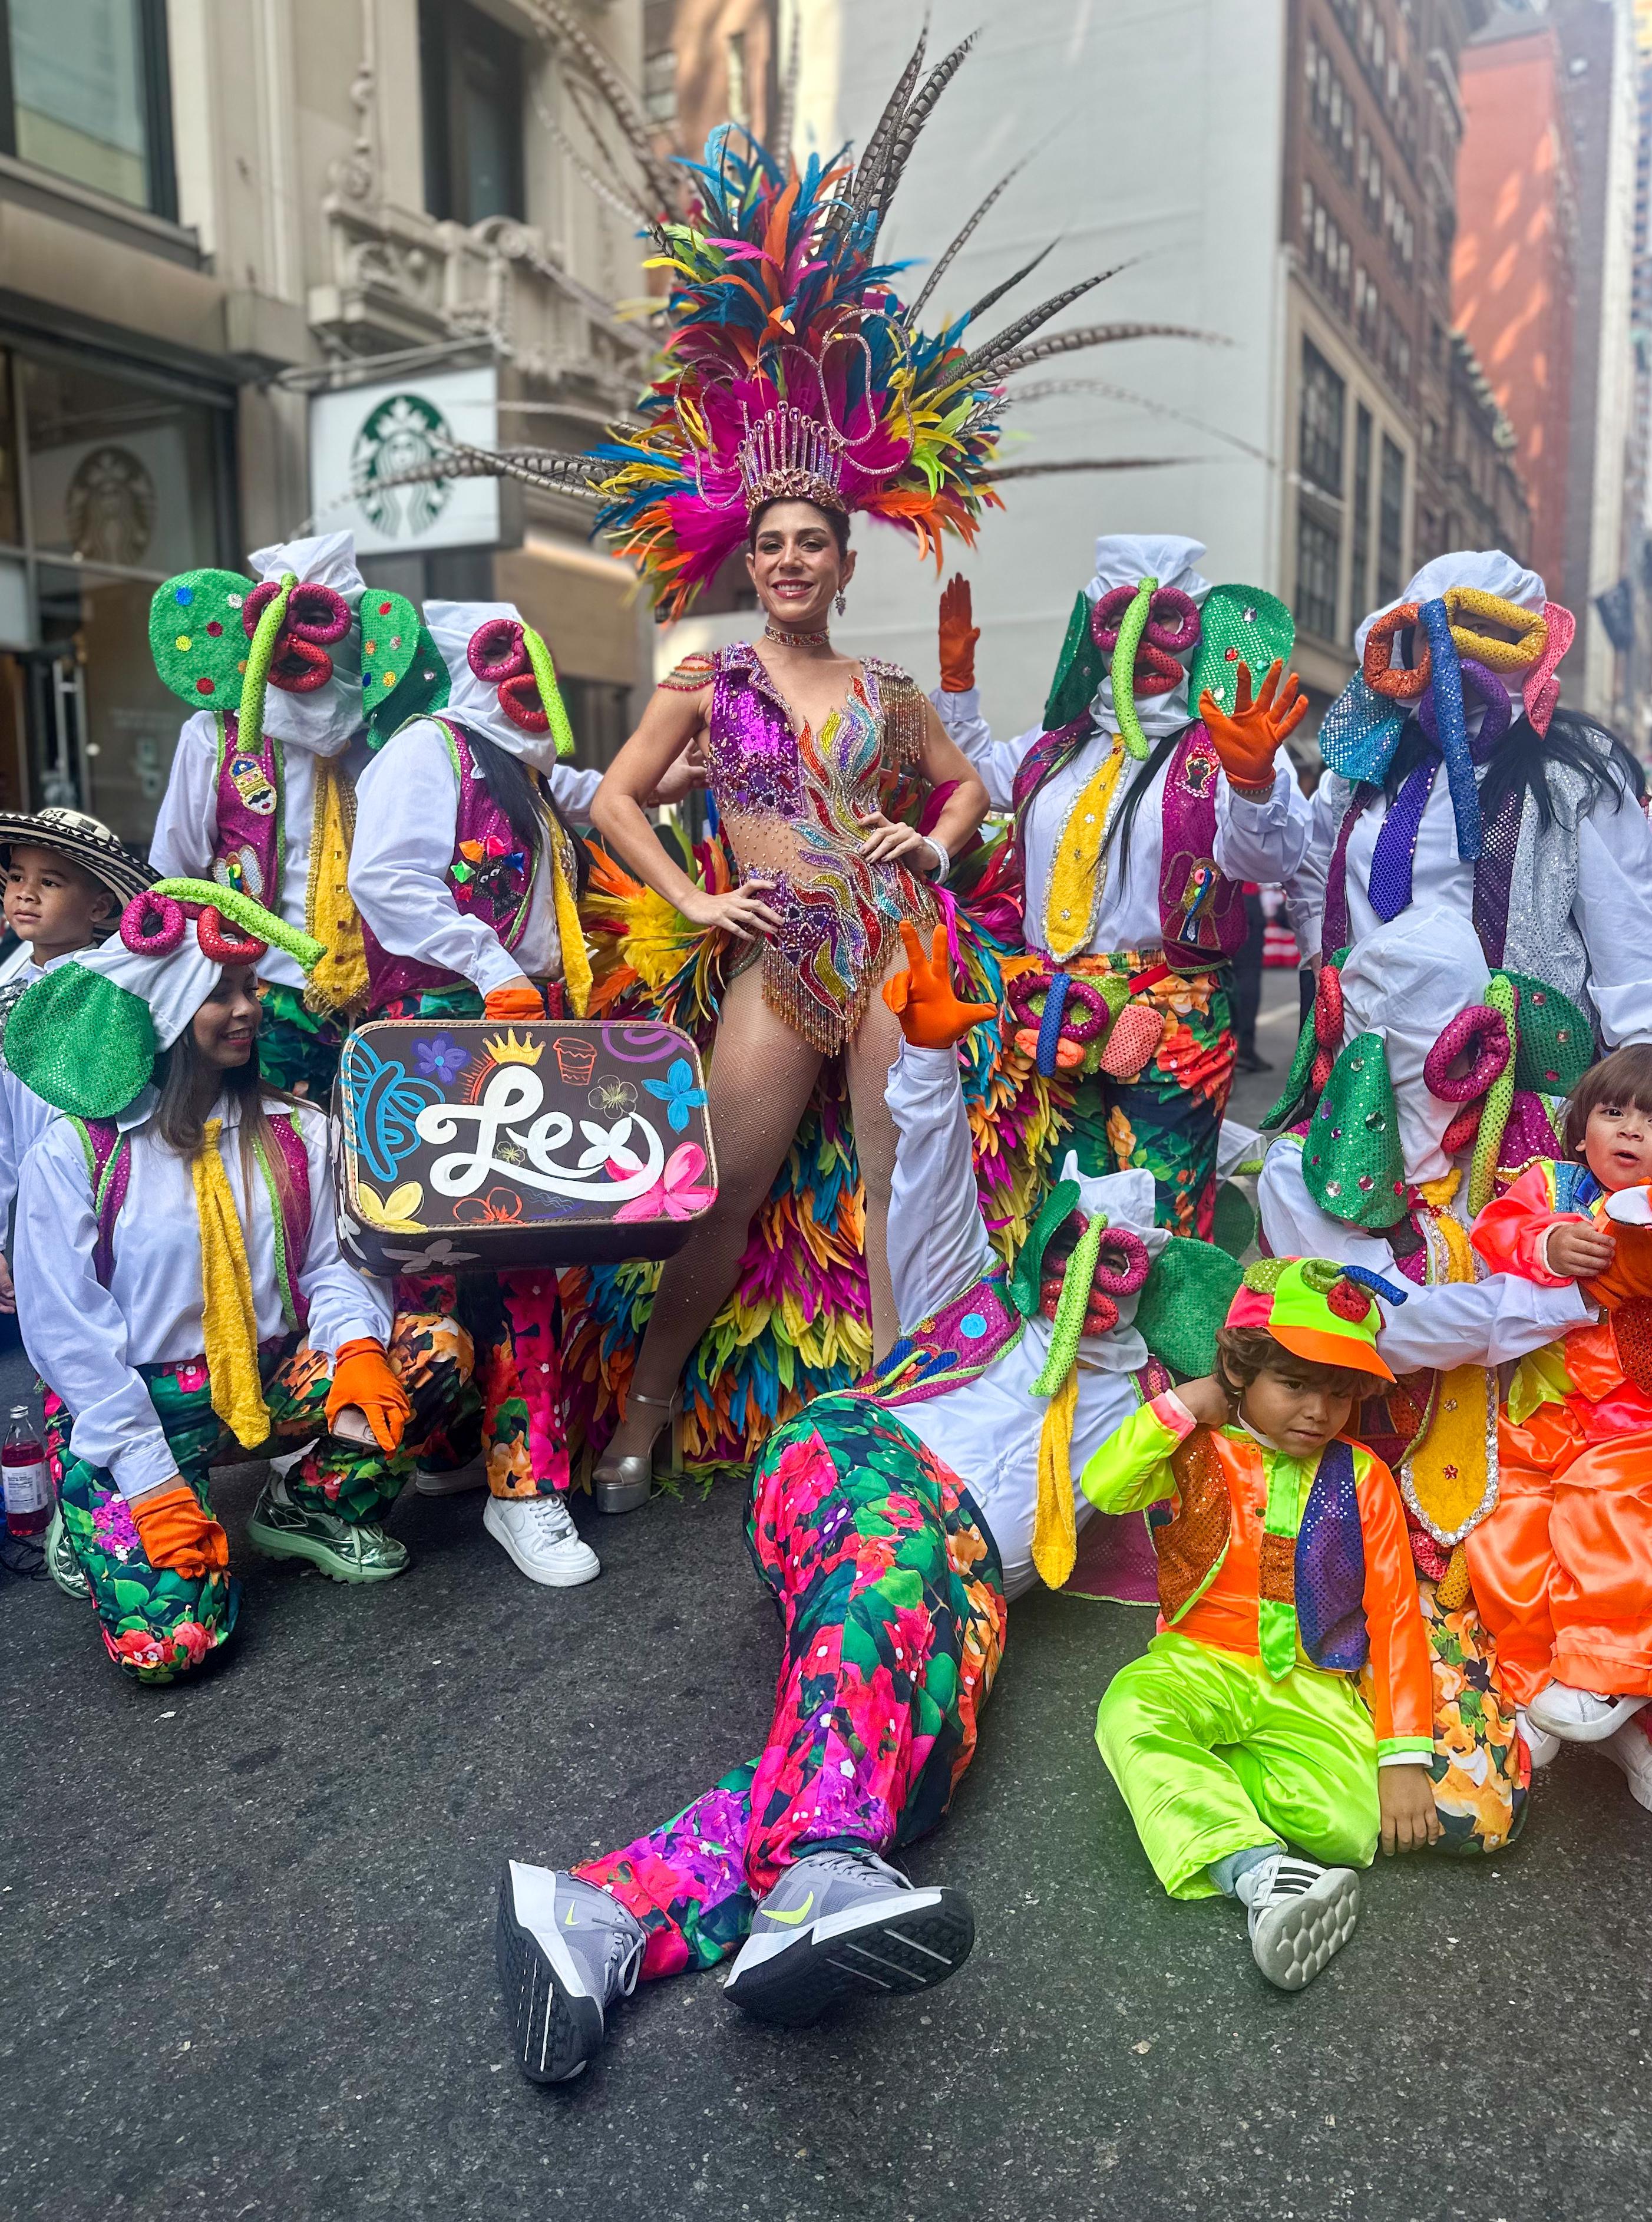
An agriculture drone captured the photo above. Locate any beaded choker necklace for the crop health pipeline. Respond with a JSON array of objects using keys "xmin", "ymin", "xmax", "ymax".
[{"xmin": 763, "ymin": 621, "xmax": 832, "ymax": 649}]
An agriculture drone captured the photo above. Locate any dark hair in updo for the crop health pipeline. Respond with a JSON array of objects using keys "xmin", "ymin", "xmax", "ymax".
[{"xmin": 746, "ymin": 497, "xmax": 851, "ymax": 557}]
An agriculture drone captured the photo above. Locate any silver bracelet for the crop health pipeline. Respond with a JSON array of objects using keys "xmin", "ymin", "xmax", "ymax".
[{"xmin": 924, "ymin": 835, "xmax": 950, "ymax": 879}]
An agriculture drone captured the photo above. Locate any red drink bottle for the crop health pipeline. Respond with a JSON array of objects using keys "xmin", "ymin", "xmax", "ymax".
[{"xmin": 4, "ymin": 1404, "xmax": 49, "ymax": 1538}]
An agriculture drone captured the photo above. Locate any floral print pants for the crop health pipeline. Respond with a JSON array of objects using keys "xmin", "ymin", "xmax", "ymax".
[
  {"xmin": 47, "ymin": 1313, "xmax": 470, "ymax": 1685},
  {"xmin": 379, "ymin": 985, "xmax": 571, "ymax": 1500},
  {"xmin": 574, "ymin": 1395, "xmax": 1007, "ymax": 1980},
  {"xmin": 1062, "ymin": 956, "xmax": 1236, "ymax": 1240}
]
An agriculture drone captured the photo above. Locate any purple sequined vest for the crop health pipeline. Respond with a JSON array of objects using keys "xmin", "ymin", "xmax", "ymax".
[
  {"xmin": 364, "ymin": 716, "xmax": 535, "ymax": 1010},
  {"xmin": 1010, "ymin": 719, "xmax": 1247, "ymax": 966},
  {"xmin": 212, "ymin": 711, "xmax": 283, "ymax": 909}
]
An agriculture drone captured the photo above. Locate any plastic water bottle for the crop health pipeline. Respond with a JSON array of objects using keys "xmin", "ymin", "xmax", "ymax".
[{"xmin": 4, "ymin": 1405, "xmax": 49, "ymax": 1538}]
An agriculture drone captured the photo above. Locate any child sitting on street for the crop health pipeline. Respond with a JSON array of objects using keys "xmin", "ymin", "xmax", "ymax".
[
  {"xmin": 1084, "ymin": 1259, "xmax": 1436, "ymax": 1992},
  {"xmin": 0, "ymin": 808, "xmax": 153, "ymax": 1316},
  {"xmin": 1466, "ymin": 1042, "xmax": 1652, "ymax": 1798}
]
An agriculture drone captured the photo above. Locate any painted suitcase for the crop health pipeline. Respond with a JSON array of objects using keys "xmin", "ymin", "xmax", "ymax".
[{"xmin": 333, "ymin": 1018, "xmax": 716, "ymax": 1276}]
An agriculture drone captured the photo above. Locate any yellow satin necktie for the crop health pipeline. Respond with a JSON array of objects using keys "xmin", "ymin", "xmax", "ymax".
[
  {"xmin": 1407, "ymin": 1169, "xmax": 1492, "ymax": 1599},
  {"xmin": 1031, "ymin": 1365, "xmax": 1081, "ymax": 1590},
  {"xmin": 550, "ymin": 827, "xmax": 593, "ymax": 1018},
  {"xmin": 194, "ymin": 1118, "xmax": 271, "ymax": 1450},
  {"xmin": 303, "ymin": 755, "xmax": 369, "ymax": 1017},
  {"xmin": 1045, "ymin": 737, "xmax": 1128, "ymax": 963}
]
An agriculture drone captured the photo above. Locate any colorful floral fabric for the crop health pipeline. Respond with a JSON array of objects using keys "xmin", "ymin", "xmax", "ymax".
[
  {"xmin": 1062, "ymin": 956, "xmax": 1235, "ymax": 1237},
  {"xmin": 1418, "ymin": 1576, "xmax": 1529, "ymax": 1855},
  {"xmin": 255, "ymin": 980, "xmax": 346, "ymax": 1100},
  {"xmin": 47, "ymin": 1312, "xmax": 469, "ymax": 1686},
  {"xmin": 377, "ymin": 985, "xmax": 572, "ymax": 1500},
  {"xmin": 573, "ymin": 1395, "xmax": 1007, "ymax": 1979}
]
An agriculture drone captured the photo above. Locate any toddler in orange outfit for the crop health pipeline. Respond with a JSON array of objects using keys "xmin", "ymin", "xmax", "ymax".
[{"xmin": 1466, "ymin": 1042, "xmax": 1652, "ymax": 1799}]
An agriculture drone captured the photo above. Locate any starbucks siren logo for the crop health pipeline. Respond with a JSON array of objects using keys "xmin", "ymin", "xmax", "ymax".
[{"xmin": 351, "ymin": 392, "xmax": 454, "ymax": 538}]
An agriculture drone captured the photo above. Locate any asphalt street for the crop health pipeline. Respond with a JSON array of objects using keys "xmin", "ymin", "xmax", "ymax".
[{"xmin": 5, "ymin": 966, "xmax": 1649, "ymax": 2221}]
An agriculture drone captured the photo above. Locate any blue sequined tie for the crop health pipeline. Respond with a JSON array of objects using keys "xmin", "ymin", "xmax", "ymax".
[{"xmin": 1364, "ymin": 599, "xmax": 1486, "ymax": 922}]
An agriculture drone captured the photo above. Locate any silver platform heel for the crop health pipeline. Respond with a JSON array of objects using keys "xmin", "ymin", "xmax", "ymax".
[{"xmin": 592, "ymin": 1390, "xmax": 682, "ymax": 1515}]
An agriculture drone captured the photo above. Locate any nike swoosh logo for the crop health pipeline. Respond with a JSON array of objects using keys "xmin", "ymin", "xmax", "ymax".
[
  {"xmin": 564, "ymin": 1906, "xmax": 580, "ymax": 1926},
  {"xmin": 764, "ymin": 1892, "xmax": 815, "ymax": 1927}
]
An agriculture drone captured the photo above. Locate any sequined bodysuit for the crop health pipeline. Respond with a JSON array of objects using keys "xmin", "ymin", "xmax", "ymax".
[{"xmin": 666, "ymin": 642, "xmax": 936, "ymax": 1054}]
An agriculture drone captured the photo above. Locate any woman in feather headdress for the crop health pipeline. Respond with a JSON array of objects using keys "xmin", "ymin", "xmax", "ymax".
[{"xmin": 392, "ymin": 28, "xmax": 1218, "ymax": 1491}]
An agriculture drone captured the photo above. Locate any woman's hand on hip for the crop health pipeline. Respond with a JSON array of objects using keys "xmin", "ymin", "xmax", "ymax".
[
  {"xmin": 680, "ymin": 879, "xmax": 782, "ymax": 941},
  {"xmin": 858, "ymin": 812, "xmax": 936, "ymax": 869}
]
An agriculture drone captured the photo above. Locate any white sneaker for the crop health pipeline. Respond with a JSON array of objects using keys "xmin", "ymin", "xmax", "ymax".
[
  {"xmin": 1524, "ymin": 1682, "xmax": 1651, "ymax": 1744},
  {"xmin": 483, "ymin": 1494, "xmax": 601, "ymax": 1587},
  {"xmin": 1241, "ymin": 1854, "xmax": 1362, "ymax": 1992},
  {"xmin": 1516, "ymin": 1706, "xmax": 1561, "ymax": 1770},
  {"xmin": 414, "ymin": 1455, "xmax": 488, "ymax": 1498},
  {"xmin": 1601, "ymin": 1715, "xmax": 1652, "ymax": 1811}
]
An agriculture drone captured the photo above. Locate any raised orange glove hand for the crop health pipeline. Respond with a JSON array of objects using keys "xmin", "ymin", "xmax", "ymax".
[
  {"xmin": 1197, "ymin": 658, "xmax": 1309, "ymax": 792},
  {"xmin": 483, "ymin": 981, "xmax": 545, "ymax": 1023},
  {"xmin": 938, "ymin": 575, "xmax": 980, "ymax": 694},
  {"xmin": 882, "ymin": 920, "xmax": 996, "ymax": 1049},
  {"xmin": 326, "ymin": 1337, "xmax": 414, "ymax": 1455},
  {"xmin": 130, "ymin": 1481, "xmax": 229, "ymax": 1579}
]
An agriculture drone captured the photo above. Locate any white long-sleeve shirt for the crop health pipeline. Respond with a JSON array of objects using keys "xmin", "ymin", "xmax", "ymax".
[
  {"xmin": 883, "ymin": 1042, "xmax": 1151, "ymax": 1600},
  {"xmin": 348, "ymin": 720, "xmax": 579, "ymax": 998},
  {"xmin": 1256, "ymin": 1134, "xmax": 1592, "ymax": 1374},
  {"xmin": 0, "ymin": 957, "xmax": 57, "ymax": 1237},
  {"xmin": 1295, "ymin": 766, "xmax": 1652, "ymax": 1044},
  {"xmin": 932, "ymin": 689, "xmax": 1312, "ymax": 958},
  {"xmin": 14, "ymin": 1092, "xmax": 389, "ymax": 1500}
]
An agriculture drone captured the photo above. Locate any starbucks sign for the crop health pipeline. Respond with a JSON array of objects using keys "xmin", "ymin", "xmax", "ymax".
[{"xmin": 309, "ymin": 364, "xmax": 500, "ymax": 556}]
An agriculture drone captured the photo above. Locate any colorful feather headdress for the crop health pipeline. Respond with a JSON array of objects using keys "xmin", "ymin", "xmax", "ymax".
[{"xmin": 374, "ymin": 24, "xmax": 1220, "ymax": 619}]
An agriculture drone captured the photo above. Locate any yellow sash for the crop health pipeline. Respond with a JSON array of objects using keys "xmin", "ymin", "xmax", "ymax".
[
  {"xmin": 1405, "ymin": 1170, "xmax": 1495, "ymax": 1597},
  {"xmin": 1031, "ymin": 1366, "xmax": 1082, "ymax": 1590},
  {"xmin": 303, "ymin": 755, "xmax": 369, "ymax": 1016},
  {"xmin": 194, "ymin": 1119, "xmax": 270, "ymax": 1450}
]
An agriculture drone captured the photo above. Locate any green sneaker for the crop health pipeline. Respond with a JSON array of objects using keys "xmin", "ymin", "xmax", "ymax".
[
  {"xmin": 45, "ymin": 1505, "xmax": 89, "ymax": 1599},
  {"xmin": 246, "ymin": 1475, "xmax": 408, "ymax": 1584}
]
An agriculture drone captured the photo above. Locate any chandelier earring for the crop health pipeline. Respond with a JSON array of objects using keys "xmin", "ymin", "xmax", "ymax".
[{"xmin": 834, "ymin": 590, "xmax": 847, "ymax": 618}]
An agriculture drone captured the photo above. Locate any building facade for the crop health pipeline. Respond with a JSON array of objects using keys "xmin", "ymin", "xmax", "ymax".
[{"xmin": 0, "ymin": 0, "xmax": 650, "ymax": 851}]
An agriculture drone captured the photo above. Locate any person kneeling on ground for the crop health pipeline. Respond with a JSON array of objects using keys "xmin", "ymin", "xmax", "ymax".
[
  {"xmin": 1086, "ymin": 1259, "xmax": 1437, "ymax": 1991},
  {"xmin": 6, "ymin": 879, "xmax": 475, "ymax": 1683}
]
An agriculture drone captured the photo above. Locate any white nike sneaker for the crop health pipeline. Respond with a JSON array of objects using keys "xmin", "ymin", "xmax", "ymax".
[
  {"xmin": 723, "ymin": 1847, "xmax": 974, "ymax": 2026},
  {"xmin": 1241, "ymin": 1854, "xmax": 1362, "ymax": 1991},
  {"xmin": 495, "ymin": 1863, "xmax": 645, "ymax": 2082},
  {"xmin": 414, "ymin": 1455, "xmax": 488, "ymax": 1497},
  {"xmin": 1516, "ymin": 1706, "xmax": 1561, "ymax": 1770},
  {"xmin": 1525, "ymin": 1682, "xmax": 1651, "ymax": 1744},
  {"xmin": 483, "ymin": 1494, "xmax": 600, "ymax": 1587},
  {"xmin": 1601, "ymin": 1713, "xmax": 1652, "ymax": 1811}
]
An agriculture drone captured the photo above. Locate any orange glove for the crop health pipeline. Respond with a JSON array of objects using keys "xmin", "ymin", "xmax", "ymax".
[
  {"xmin": 130, "ymin": 1482, "xmax": 229, "ymax": 1579},
  {"xmin": 326, "ymin": 1338, "xmax": 414, "ymax": 1455},
  {"xmin": 938, "ymin": 575, "xmax": 980, "ymax": 693},
  {"xmin": 483, "ymin": 980, "xmax": 545, "ymax": 1023},
  {"xmin": 1197, "ymin": 658, "xmax": 1309, "ymax": 793},
  {"xmin": 882, "ymin": 920, "xmax": 997, "ymax": 1048}
]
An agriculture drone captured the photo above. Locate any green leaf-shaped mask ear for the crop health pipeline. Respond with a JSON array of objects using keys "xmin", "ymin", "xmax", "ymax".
[
  {"xmin": 1502, "ymin": 970, "xmax": 1597, "ymax": 1096},
  {"xmin": 1299, "ymin": 1030, "xmax": 1407, "ymax": 1228},
  {"xmin": 1042, "ymin": 589, "xmax": 1109, "ymax": 732},
  {"xmin": 1136, "ymin": 1237, "xmax": 1245, "ymax": 1380},
  {"xmin": 1186, "ymin": 585, "xmax": 1295, "ymax": 719},
  {"xmin": 359, "ymin": 593, "xmax": 444, "ymax": 741},
  {"xmin": 149, "ymin": 571, "xmax": 260, "ymax": 710},
  {"xmin": 4, "ymin": 968, "xmax": 158, "ymax": 1118}
]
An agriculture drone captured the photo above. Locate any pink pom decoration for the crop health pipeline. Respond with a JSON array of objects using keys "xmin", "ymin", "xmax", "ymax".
[
  {"xmin": 1423, "ymin": 1005, "xmax": 1510, "ymax": 1102},
  {"xmin": 120, "ymin": 893, "xmax": 186, "ymax": 955}
]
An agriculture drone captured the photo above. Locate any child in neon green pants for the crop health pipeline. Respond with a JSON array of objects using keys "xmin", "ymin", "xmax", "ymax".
[{"xmin": 1085, "ymin": 1260, "xmax": 1437, "ymax": 1989}]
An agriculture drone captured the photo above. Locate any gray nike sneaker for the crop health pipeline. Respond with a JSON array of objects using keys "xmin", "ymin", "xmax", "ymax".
[
  {"xmin": 246, "ymin": 1475, "xmax": 408, "ymax": 1583},
  {"xmin": 45, "ymin": 1505, "xmax": 88, "ymax": 1599},
  {"xmin": 495, "ymin": 1863, "xmax": 646, "ymax": 2083},
  {"xmin": 722, "ymin": 1847, "xmax": 974, "ymax": 2027}
]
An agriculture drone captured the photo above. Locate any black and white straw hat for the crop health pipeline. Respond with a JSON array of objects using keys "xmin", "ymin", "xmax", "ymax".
[{"xmin": 0, "ymin": 807, "xmax": 156, "ymax": 917}]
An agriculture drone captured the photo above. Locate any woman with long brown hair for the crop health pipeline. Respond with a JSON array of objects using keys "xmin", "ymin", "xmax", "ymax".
[{"xmin": 6, "ymin": 880, "xmax": 471, "ymax": 1685}]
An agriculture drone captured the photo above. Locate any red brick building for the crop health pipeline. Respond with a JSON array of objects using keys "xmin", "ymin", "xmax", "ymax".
[{"xmin": 1453, "ymin": 9, "xmax": 1578, "ymax": 590}]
